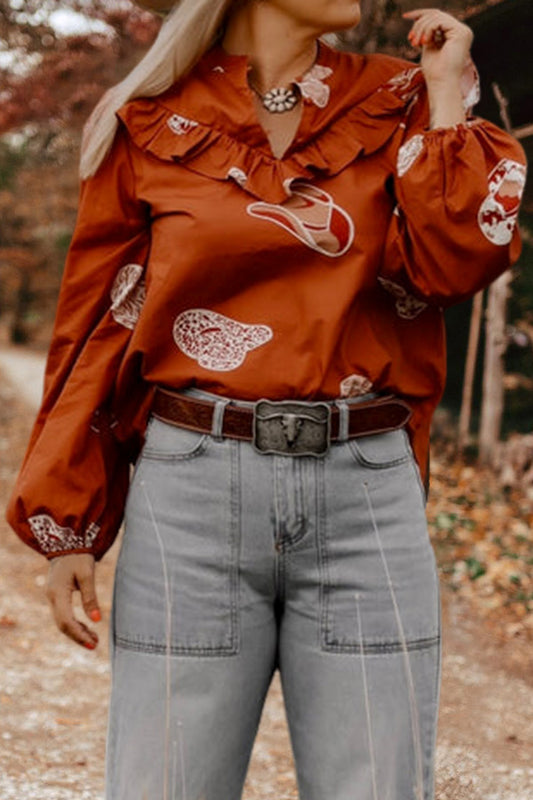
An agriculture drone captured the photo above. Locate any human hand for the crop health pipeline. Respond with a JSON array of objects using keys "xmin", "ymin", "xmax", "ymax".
[
  {"xmin": 403, "ymin": 8, "xmax": 474, "ymax": 86},
  {"xmin": 46, "ymin": 553, "xmax": 101, "ymax": 650}
]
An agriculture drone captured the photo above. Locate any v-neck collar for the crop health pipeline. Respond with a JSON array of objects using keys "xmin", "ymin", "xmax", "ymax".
[
  {"xmin": 192, "ymin": 38, "xmax": 356, "ymax": 156},
  {"xmin": 207, "ymin": 39, "xmax": 340, "ymax": 160}
]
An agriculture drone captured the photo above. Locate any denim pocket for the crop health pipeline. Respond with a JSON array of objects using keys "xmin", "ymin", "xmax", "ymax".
[
  {"xmin": 347, "ymin": 428, "xmax": 411, "ymax": 469},
  {"xmin": 141, "ymin": 416, "xmax": 210, "ymax": 461},
  {"xmin": 114, "ymin": 434, "xmax": 240, "ymax": 656}
]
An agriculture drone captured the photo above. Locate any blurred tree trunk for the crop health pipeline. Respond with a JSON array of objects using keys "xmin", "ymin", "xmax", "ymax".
[
  {"xmin": 478, "ymin": 83, "xmax": 514, "ymax": 467},
  {"xmin": 479, "ymin": 274, "xmax": 510, "ymax": 465},
  {"xmin": 458, "ymin": 291, "xmax": 484, "ymax": 452},
  {"xmin": 10, "ymin": 269, "xmax": 32, "ymax": 344}
]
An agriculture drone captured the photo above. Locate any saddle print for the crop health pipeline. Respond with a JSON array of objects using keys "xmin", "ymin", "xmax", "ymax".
[
  {"xmin": 173, "ymin": 309, "xmax": 273, "ymax": 371},
  {"xmin": 340, "ymin": 374, "xmax": 374, "ymax": 398}
]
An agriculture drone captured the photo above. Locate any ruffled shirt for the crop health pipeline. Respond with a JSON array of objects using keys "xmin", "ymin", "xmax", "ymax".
[{"xmin": 6, "ymin": 39, "xmax": 527, "ymax": 561}]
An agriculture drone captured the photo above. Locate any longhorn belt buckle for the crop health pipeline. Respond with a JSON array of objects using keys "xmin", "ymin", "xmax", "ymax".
[{"xmin": 252, "ymin": 400, "xmax": 331, "ymax": 457}]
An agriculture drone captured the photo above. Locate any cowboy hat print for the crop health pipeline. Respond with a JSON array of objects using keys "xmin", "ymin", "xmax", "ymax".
[
  {"xmin": 247, "ymin": 182, "xmax": 355, "ymax": 258},
  {"xmin": 478, "ymin": 159, "xmax": 526, "ymax": 246}
]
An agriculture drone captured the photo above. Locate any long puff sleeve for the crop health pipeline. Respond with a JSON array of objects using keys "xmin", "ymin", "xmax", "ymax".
[
  {"xmin": 6, "ymin": 124, "xmax": 151, "ymax": 561},
  {"xmin": 380, "ymin": 76, "xmax": 527, "ymax": 310}
]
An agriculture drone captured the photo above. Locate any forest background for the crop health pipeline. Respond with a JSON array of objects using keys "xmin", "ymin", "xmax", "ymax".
[{"xmin": 1, "ymin": 3, "xmax": 532, "ymax": 798}]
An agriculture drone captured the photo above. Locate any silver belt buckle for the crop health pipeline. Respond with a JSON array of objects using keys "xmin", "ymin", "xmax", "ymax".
[{"xmin": 253, "ymin": 400, "xmax": 331, "ymax": 457}]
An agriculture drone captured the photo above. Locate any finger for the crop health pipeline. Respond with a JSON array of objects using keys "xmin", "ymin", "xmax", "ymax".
[
  {"xmin": 409, "ymin": 17, "xmax": 451, "ymax": 48},
  {"xmin": 418, "ymin": 19, "xmax": 472, "ymax": 50},
  {"xmin": 48, "ymin": 583, "xmax": 99, "ymax": 649},
  {"xmin": 405, "ymin": 13, "xmax": 443, "ymax": 46},
  {"xmin": 402, "ymin": 9, "xmax": 450, "ymax": 19},
  {"xmin": 417, "ymin": 20, "xmax": 448, "ymax": 48},
  {"xmin": 76, "ymin": 563, "xmax": 101, "ymax": 623}
]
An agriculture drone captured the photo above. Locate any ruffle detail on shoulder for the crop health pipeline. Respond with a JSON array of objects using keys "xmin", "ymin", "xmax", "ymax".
[
  {"xmin": 117, "ymin": 87, "xmax": 411, "ymax": 204},
  {"xmin": 116, "ymin": 55, "xmax": 478, "ymax": 204}
]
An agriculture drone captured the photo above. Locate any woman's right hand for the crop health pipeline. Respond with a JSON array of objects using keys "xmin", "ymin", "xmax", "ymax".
[{"xmin": 46, "ymin": 553, "xmax": 101, "ymax": 650}]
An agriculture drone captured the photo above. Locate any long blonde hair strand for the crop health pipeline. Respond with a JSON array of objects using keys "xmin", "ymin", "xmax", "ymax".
[{"xmin": 80, "ymin": 0, "xmax": 233, "ymax": 179}]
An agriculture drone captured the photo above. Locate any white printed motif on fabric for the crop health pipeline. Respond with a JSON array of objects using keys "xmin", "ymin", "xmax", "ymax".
[
  {"xmin": 247, "ymin": 182, "xmax": 355, "ymax": 258},
  {"xmin": 478, "ymin": 159, "xmax": 526, "ymax": 246},
  {"xmin": 383, "ymin": 59, "xmax": 479, "ymax": 112},
  {"xmin": 378, "ymin": 277, "xmax": 428, "ymax": 320},
  {"xmin": 340, "ymin": 374, "xmax": 374, "ymax": 398},
  {"xmin": 296, "ymin": 64, "xmax": 334, "ymax": 109},
  {"xmin": 110, "ymin": 264, "xmax": 146, "ymax": 330},
  {"xmin": 461, "ymin": 58, "xmax": 481, "ymax": 113},
  {"xmin": 167, "ymin": 114, "xmax": 199, "ymax": 136},
  {"xmin": 227, "ymin": 167, "xmax": 248, "ymax": 187},
  {"xmin": 397, "ymin": 134, "xmax": 425, "ymax": 177},
  {"xmin": 85, "ymin": 523, "xmax": 100, "ymax": 546},
  {"xmin": 173, "ymin": 309, "xmax": 273, "ymax": 372},
  {"xmin": 381, "ymin": 68, "xmax": 422, "ymax": 103},
  {"xmin": 28, "ymin": 515, "xmax": 101, "ymax": 554}
]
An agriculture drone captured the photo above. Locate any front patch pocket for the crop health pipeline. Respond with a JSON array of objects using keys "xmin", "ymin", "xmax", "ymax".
[
  {"xmin": 113, "ymin": 425, "xmax": 240, "ymax": 656},
  {"xmin": 320, "ymin": 434, "xmax": 439, "ymax": 654}
]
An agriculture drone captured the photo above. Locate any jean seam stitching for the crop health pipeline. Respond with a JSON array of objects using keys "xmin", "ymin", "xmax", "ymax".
[
  {"xmin": 316, "ymin": 458, "xmax": 332, "ymax": 650},
  {"xmin": 113, "ymin": 637, "xmax": 239, "ymax": 656},
  {"xmin": 281, "ymin": 458, "xmax": 308, "ymax": 548},
  {"xmin": 348, "ymin": 445, "xmax": 411, "ymax": 470},
  {"xmin": 347, "ymin": 432, "xmax": 411, "ymax": 470},
  {"xmin": 403, "ymin": 430, "xmax": 428, "ymax": 507},
  {"xmin": 229, "ymin": 438, "xmax": 241, "ymax": 654},
  {"xmin": 321, "ymin": 634, "xmax": 441, "ymax": 654},
  {"xmin": 140, "ymin": 436, "xmax": 210, "ymax": 462}
]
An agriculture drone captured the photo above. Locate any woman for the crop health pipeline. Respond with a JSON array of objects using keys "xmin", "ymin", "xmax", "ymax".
[{"xmin": 6, "ymin": 1, "xmax": 526, "ymax": 798}]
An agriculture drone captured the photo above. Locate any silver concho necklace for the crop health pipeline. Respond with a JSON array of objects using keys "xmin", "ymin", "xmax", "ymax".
[
  {"xmin": 247, "ymin": 42, "xmax": 318, "ymax": 114},
  {"xmin": 249, "ymin": 81, "xmax": 301, "ymax": 113}
]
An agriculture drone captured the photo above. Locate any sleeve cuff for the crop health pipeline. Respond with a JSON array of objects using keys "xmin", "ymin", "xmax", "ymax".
[{"xmin": 28, "ymin": 514, "xmax": 100, "ymax": 556}]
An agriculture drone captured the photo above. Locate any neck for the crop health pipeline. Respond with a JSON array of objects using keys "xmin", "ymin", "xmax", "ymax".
[{"xmin": 222, "ymin": 4, "xmax": 319, "ymax": 93}]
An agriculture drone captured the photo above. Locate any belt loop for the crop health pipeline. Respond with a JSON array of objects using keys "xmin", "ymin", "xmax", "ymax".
[
  {"xmin": 334, "ymin": 399, "xmax": 350, "ymax": 442},
  {"xmin": 211, "ymin": 398, "xmax": 230, "ymax": 441}
]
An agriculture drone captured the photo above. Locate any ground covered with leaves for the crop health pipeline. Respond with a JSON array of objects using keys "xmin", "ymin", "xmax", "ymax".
[{"xmin": 427, "ymin": 453, "xmax": 533, "ymax": 640}]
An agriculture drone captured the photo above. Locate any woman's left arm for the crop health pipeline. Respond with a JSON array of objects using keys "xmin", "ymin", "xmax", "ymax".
[
  {"xmin": 380, "ymin": 9, "xmax": 528, "ymax": 308},
  {"xmin": 404, "ymin": 8, "xmax": 472, "ymax": 130}
]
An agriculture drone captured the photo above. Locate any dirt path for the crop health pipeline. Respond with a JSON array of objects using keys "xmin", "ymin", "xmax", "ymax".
[
  {"xmin": 1, "ymin": 352, "xmax": 532, "ymax": 800},
  {"xmin": 0, "ymin": 346, "xmax": 45, "ymax": 410}
]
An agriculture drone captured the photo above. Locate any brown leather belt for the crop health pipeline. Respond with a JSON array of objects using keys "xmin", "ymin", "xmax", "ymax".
[{"xmin": 151, "ymin": 387, "xmax": 412, "ymax": 457}]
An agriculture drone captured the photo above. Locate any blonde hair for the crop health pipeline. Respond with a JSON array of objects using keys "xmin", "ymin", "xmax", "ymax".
[{"xmin": 80, "ymin": 0, "xmax": 234, "ymax": 179}]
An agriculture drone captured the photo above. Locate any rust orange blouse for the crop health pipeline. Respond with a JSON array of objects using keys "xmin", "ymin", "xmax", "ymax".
[{"xmin": 6, "ymin": 39, "xmax": 527, "ymax": 561}]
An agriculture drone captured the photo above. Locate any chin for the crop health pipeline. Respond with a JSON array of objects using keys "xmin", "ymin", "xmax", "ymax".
[{"xmin": 322, "ymin": 4, "xmax": 362, "ymax": 33}]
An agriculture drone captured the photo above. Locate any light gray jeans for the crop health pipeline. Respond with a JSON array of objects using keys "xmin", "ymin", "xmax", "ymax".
[{"xmin": 105, "ymin": 390, "xmax": 441, "ymax": 800}]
